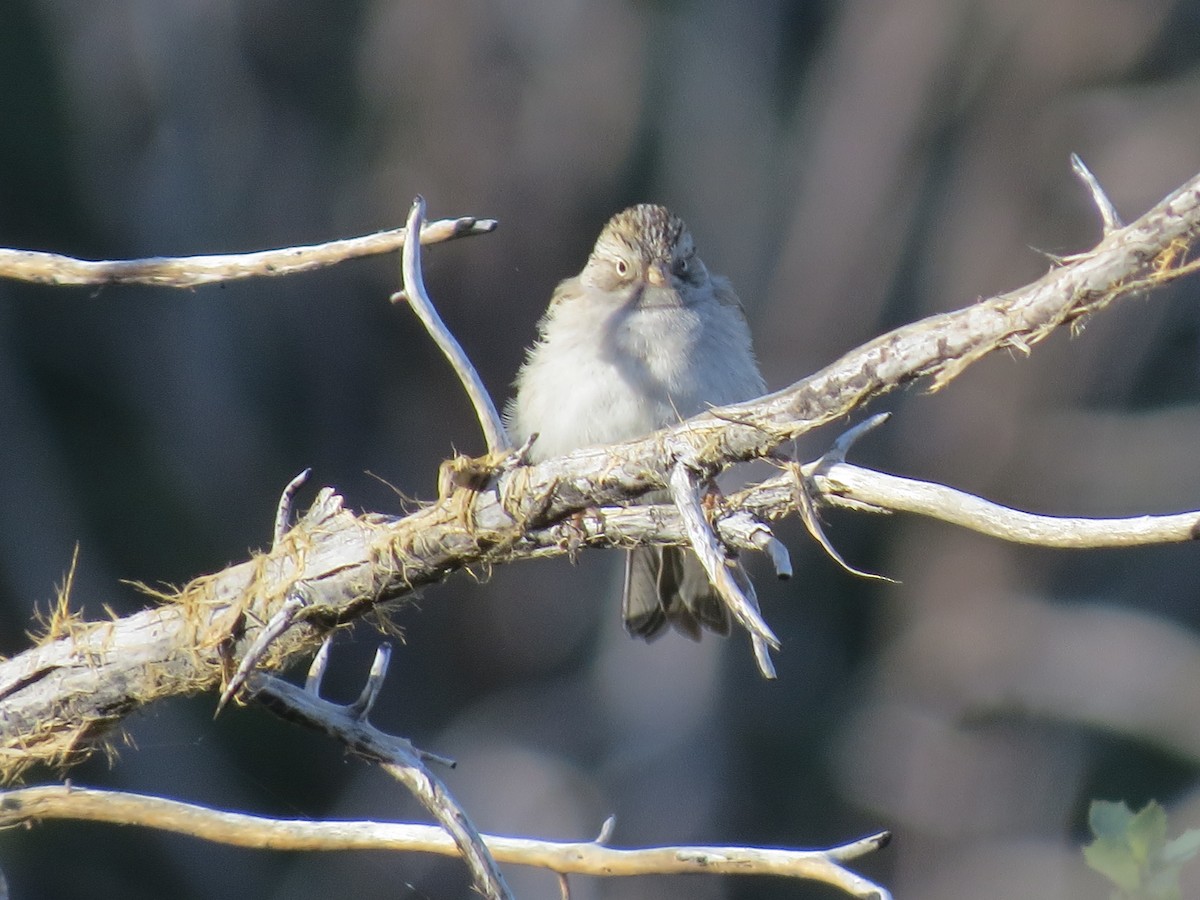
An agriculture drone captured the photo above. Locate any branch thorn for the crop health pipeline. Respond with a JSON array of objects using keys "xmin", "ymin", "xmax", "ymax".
[
  {"xmin": 1071, "ymin": 153, "xmax": 1123, "ymax": 235},
  {"xmin": 274, "ymin": 468, "xmax": 311, "ymax": 548}
]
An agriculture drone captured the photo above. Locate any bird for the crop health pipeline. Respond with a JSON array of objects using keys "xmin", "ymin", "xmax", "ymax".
[{"xmin": 505, "ymin": 203, "xmax": 765, "ymax": 640}]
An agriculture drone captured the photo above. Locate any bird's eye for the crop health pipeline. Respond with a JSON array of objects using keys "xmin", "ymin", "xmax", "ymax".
[
  {"xmin": 673, "ymin": 256, "xmax": 691, "ymax": 277},
  {"xmin": 615, "ymin": 259, "xmax": 629, "ymax": 276}
]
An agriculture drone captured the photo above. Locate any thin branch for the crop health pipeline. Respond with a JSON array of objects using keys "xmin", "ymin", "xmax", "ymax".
[
  {"xmin": 0, "ymin": 785, "xmax": 892, "ymax": 899},
  {"xmin": 751, "ymin": 644, "xmax": 777, "ymax": 683},
  {"xmin": 807, "ymin": 462, "xmax": 1200, "ymax": 547},
  {"xmin": 219, "ymin": 468, "xmax": 316, "ymax": 715},
  {"xmin": 392, "ymin": 196, "xmax": 509, "ymax": 455},
  {"xmin": 0, "ymin": 218, "xmax": 496, "ymax": 287},
  {"xmin": 740, "ymin": 571, "xmax": 778, "ymax": 679},
  {"xmin": 537, "ymin": 458, "xmax": 1200, "ymax": 554},
  {"xmin": 789, "ymin": 412, "xmax": 896, "ymax": 581}
]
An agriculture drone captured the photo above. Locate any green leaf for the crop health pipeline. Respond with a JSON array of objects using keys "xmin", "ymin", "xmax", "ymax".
[
  {"xmin": 1084, "ymin": 835, "xmax": 1142, "ymax": 893},
  {"xmin": 1090, "ymin": 800, "xmax": 1136, "ymax": 841},
  {"xmin": 1127, "ymin": 801, "xmax": 1169, "ymax": 865},
  {"xmin": 1083, "ymin": 800, "xmax": 1200, "ymax": 899}
]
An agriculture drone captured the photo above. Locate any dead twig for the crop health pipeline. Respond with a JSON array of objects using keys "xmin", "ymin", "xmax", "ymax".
[
  {"xmin": 391, "ymin": 196, "xmax": 509, "ymax": 455},
  {"xmin": 667, "ymin": 458, "xmax": 779, "ymax": 677}
]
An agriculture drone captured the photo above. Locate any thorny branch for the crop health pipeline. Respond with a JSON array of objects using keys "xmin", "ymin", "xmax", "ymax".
[{"xmin": 1, "ymin": 163, "xmax": 1200, "ymax": 789}]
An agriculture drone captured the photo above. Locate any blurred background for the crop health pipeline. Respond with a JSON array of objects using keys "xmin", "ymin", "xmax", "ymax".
[{"xmin": 2, "ymin": 0, "xmax": 1200, "ymax": 897}]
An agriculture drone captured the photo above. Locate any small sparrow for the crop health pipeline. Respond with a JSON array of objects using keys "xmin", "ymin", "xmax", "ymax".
[{"xmin": 506, "ymin": 204, "xmax": 765, "ymax": 640}]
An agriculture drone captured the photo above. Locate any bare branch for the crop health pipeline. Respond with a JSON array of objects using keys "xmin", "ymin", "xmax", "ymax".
[
  {"xmin": 219, "ymin": 469, "xmax": 319, "ymax": 715},
  {"xmin": 0, "ymin": 785, "xmax": 892, "ymax": 898},
  {"xmin": 808, "ymin": 462, "xmax": 1200, "ymax": 547},
  {"xmin": 392, "ymin": 196, "xmax": 509, "ymax": 455},
  {"xmin": 6, "ymin": 447, "xmax": 1200, "ymax": 777},
  {"xmin": 3, "ymin": 165, "xmax": 1200, "ymax": 778},
  {"xmin": 746, "ymin": 604, "xmax": 778, "ymax": 678},
  {"xmin": 0, "ymin": 218, "xmax": 496, "ymax": 287},
  {"xmin": 824, "ymin": 413, "xmax": 892, "ymax": 463}
]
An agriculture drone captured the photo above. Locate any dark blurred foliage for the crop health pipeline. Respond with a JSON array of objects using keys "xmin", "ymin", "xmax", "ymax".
[{"xmin": 2, "ymin": 1, "xmax": 1200, "ymax": 898}]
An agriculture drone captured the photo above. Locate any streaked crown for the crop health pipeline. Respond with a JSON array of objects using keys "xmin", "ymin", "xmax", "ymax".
[{"xmin": 594, "ymin": 204, "xmax": 695, "ymax": 262}]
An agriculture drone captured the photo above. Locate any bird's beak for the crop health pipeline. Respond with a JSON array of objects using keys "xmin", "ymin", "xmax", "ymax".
[{"xmin": 645, "ymin": 261, "xmax": 670, "ymax": 287}]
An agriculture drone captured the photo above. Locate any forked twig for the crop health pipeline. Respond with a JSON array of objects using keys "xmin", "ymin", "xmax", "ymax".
[{"xmin": 249, "ymin": 640, "xmax": 507, "ymax": 899}]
